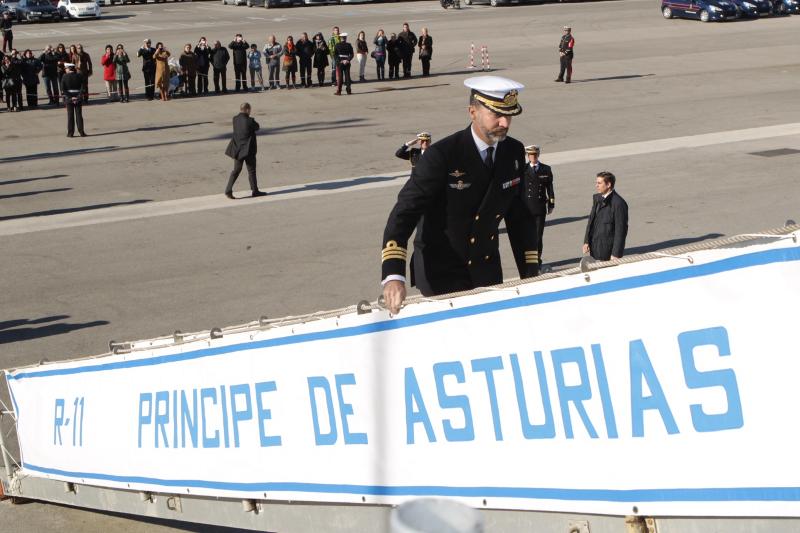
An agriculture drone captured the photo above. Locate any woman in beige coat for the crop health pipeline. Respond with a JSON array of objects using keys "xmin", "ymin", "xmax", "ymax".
[{"xmin": 153, "ymin": 42, "xmax": 171, "ymax": 101}]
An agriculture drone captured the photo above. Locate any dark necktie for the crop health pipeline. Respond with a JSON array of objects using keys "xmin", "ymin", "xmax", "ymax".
[{"xmin": 485, "ymin": 146, "xmax": 494, "ymax": 172}]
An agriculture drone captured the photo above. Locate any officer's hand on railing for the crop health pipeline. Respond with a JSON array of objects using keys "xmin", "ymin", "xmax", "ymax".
[
  {"xmin": 582, "ymin": 243, "xmax": 590, "ymax": 255},
  {"xmin": 382, "ymin": 280, "xmax": 406, "ymax": 315}
]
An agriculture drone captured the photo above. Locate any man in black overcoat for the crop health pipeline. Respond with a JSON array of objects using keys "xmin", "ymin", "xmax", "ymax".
[
  {"xmin": 224, "ymin": 103, "xmax": 266, "ymax": 199},
  {"xmin": 380, "ymin": 76, "xmax": 540, "ymax": 313},
  {"xmin": 583, "ymin": 171, "xmax": 628, "ymax": 261}
]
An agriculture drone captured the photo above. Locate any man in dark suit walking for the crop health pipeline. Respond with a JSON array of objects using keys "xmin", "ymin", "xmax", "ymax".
[
  {"xmin": 583, "ymin": 171, "xmax": 628, "ymax": 261},
  {"xmin": 224, "ymin": 102, "xmax": 266, "ymax": 199},
  {"xmin": 513, "ymin": 144, "xmax": 554, "ymax": 274},
  {"xmin": 381, "ymin": 76, "xmax": 540, "ymax": 313}
]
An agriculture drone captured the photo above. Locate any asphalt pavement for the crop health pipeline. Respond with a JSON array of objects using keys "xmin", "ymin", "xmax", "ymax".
[{"xmin": 1, "ymin": 0, "xmax": 800, "ymax": 530}]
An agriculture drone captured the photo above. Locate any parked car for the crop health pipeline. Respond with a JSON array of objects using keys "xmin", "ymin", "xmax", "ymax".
[
  {"xmin": 771, "ymin": 0, "xmax": 799, "ymax": 13},
  {"xmin": 302, "ymin": 0, "xmax": 336, "ymax": 4},
  {"xmin": 462, "ymin": 0, "xmax": 537, "ymax": 6},
  {"xmin": 729, "ymin": 0, "xmax": 771, "ymax": 16},
  {"xmin": 58, "ymin": 0, "xmax": 100, "ymax": 19},
  {"xmin": 8, "ymin": 0, "xmax": 62, "ymax": 21},
  {"xmin": 661, "ymin": 0, "xmax": 739, "ymax": 21},
  {"xmin": 244, "ymin": 0, "xmax": 303, "ymax": 6}
]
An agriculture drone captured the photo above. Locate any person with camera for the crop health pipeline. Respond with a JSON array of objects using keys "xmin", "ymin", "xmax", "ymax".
[
  {"xmin": 153, "ymin": 42, "xmax": 171, "ymax": 102},
  {"xmin": 137, "ymin": 39, "xmax": 156, "ymax": 101},
  {"xmin": 194, "ymin": 37, "xmax": 212, "ymax": 95},
  {"xmin": 61, "ymin": 63, "xmax": 86, "ymax": 136},
  {"xmin": 333, "ymin": 33, "xmax": 354, "ymax": 96}
]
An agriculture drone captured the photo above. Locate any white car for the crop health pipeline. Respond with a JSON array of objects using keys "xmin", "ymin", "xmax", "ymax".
[{"xmin": 58, "ymin": 0, "xmax": 101, "ymax": 19}]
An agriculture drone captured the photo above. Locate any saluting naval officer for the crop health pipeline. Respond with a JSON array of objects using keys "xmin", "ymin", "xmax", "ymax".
[
  {"xmin": 380, "ymin": 76, "xmax": 540, "ymax": 313},
  {"xmin": 395, "ymin": 131, "xmax": 431, "ymax": 170},
  {"xmin": 511, "ymin": 144, "xmax": 554, "ymax": 274}
]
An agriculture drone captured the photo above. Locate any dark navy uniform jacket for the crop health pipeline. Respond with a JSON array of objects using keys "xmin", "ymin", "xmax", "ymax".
[
  {"xmin": 381, "ymin": 125, "xmax": 539, "ymax": 296},
  {"xmin": 521, "ymin": 162, "xmax": 555, "ymax": 216},
  {"xmin": 395, "ymin": 144, "xmax": 423, "ymax": 169}
]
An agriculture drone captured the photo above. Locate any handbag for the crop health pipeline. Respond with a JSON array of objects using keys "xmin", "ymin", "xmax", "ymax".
[
  {"xmin": 370, "ymin": 51, "xmax": 376, "ymax": 59},
  {"xmin": 419, "ymin": 48, "xmax": 430, "ymax": 59},
  {"xmin": 2, "ymin": 77, "xmax": 14, "ymax": 90}
]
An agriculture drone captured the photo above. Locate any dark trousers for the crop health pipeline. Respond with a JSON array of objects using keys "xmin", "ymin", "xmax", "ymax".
[
  {"xmin": 316, "ymin": 67, "xmax": 326, "ymax": 86},
  {"xmin": 143, "ymin": 67, "xmax": 155, "ymax": 99},
  {"xmin": 2, "ymin": 31, "xmax": 11, "ymax": 53},
  {"xmin": 330, "ymin": 58, "xmax": 337, "ymax": 84},
  {"xmin": 81, "ymin": 77, "xmax": 89, "ymax": 102},
  {"xmin": 233, "ymin": 63, "xmax": 247, "ymax": 91},
  {"xmin": 375, "ymin": 56, "xmax": 385, "ymax": 80},
  {"xmin": 65, "ymin": 97, "xmax": 84, "ymax": 135},
  {"xmin": 336, "ymin": 62, "xmax": 351, "ymax": 93},
  {"xmin": 388, "ymin": 60, "xmax": 399, "ymax": 79},
  {"xmin": 213, "ymin": 68, "xmax": 227, "ymax": 92},
  {"xmin": 299, "ymin": 57, "xmax": 312, "ymax": 87},
  {"xmin": 268, "ymin": 64, "xmax": 279, "ymax": 88},
  {"xmin": 402, "ymin": 55, "xmax": 412, "ymax": 77},
  {"xmin": 533, "ymin": 213, "xmax": 546, "ymax": 266},
  {"xmin": 421, "ymin": 57, "xmax": 431, "ymax": 76},
  {"xmin": 197, "ymin": 66, "xmax": 209, "ymax": 93},
  {"xmin": 117, "ymin": 78, "xmax": 129, "ymax": 100},
  {"xmin": 225, "ymin": 154, "xmax": 258, "ymax": 194},
  {"xmin": 24, "ymin": 83, "xmax": 38, "ymax": 107},
  {"xmin": 558, "ymin": 54, "xmax": 573, "ymax": 82},
  {"xmin": 4, "ymin": 86, "xmax": 21, "ymax": 109},
  {"xmin": 43, "ymin": 75, "xmax": 59, "ymax": 101},
  {"xmin": 184, "ymin": 74, "xmax": 195, "ymax": 95}
]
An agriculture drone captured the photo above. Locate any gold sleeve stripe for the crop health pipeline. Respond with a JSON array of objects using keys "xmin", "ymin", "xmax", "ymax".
[
  {"xmin": 525, "ymin": 259, "xmax": 539, "ymax": 264},
  {"xmin": 382, "ymin": 240, "xmax": 408, "ymax": 262},
  {"xmin": 382, "ymin": 252, "xmax": 408, "ymax": 261}
]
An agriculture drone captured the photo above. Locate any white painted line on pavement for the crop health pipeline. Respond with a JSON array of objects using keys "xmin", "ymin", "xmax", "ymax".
[
  {"xmin": 0, "ymin": 172, "xmax": 410, "ymax": 237},
  {"xmin": 2, "ymin": 122, "xmax": 799, "ymax": 237}
]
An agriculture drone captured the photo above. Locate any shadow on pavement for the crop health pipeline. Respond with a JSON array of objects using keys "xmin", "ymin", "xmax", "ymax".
[
  {"xmin": 0, "ymin": 316, "xmax": 109, "ymax": 345},
  {"xmin": 545, "ymin": 233, "xmax": 726, "ymax": 269},
  {"xmin": 573, "ymin": 73, "xmax": 655, "ymax": 83},
  {"xmin": 0, "ymin": 199, "xmax": 152, "ymax": 222},
  {"xmin": 91, "ymin": 121, "xmax": 214, "ymax": 137},
  {"xmin": 498, "ymin": 214, "xmax": 588, "ymax": 235},
  {"xmin": 361, "ymin": 82, "xmax": 450, "ymax": 94},
  {"xmin": 0, "ymin": 147, "xmax": 119, "ymax": 165},
  {"xmin": 0, "ymin": 174, "xmax": 68, "ymax": 186},
  {"xmin": 272, "ymin": 175, "xmax": 402, "ymax": 195},
  {"xmin": 0, "ymin": 188, "xmax": 71, "ymax": 201}
]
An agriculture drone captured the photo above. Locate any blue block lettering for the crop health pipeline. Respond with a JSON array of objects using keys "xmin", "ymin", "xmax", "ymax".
[
  {"xmin": 154, "ymin": 390, "xmax": 170, "ymax": 448},
  {"xmin": 591, "ymin": 344, "xmax": 619, "ymax": 438},
  {"xmin": 308, "ymin": 376, "xmax": 338, "ymax": 445},
  {"xmin": 54, "ymin": 398, "xmax": 65, "ymax": 446},
  {"xmin": 255, "ymin": 381, "xmax": 282, "ymax": 447},
  {"xmin": 200, "ymin": 387, "xmax": 220, "ymax": 448},
  {"xmin": 404, "ymin": 367, "xmax": 436, "ymax": 444},
  {"xmin": 679, "ymin": 326, "xmax": 743, "ymax": 432},
  {"xmin": 180, "ymin": 390, "xmax": 198, "ymax": 448},
  {"xmin": 335, "ymin": 374, "xmax": 368, "ymax": 445},
  {"xmin": 552, "ymin": 347, "xmax": 599, "ymax": 439},
  {"xmin": 220, "ymin": 385, "xmax": 230, "ymax": 448},
  {"xmin": 230, "ymin": 384, "xmax": 253, "ymax": 448},
  {"xmin": 630, "ymin": 339, "xmax": 679, "ymax": 437},
  {"xmin": 509, "ymin": 352, "xmax": 555, "ymax": 439},
  {"xmin": 434, "ymin": 362, "xmax": 475, "ymax": 442},
  {"xmin": 471, "ymin": 356, "xmax": 504, "ymax": 441}
]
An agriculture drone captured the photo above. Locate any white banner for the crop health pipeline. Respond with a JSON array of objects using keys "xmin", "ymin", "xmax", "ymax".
[{"xmin": 6, "ymin": 235, "xmax": 800, "ymax": 517}]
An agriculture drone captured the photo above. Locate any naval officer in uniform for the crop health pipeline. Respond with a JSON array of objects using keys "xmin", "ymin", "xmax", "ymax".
[
  {"xmin": 381, "ymin": 76, "xmax": 540, "ymax": 314},
  {"xmin": 510, "ymin": 144, "xmax": 554, "ymax": 274},
  {"xmin": 395, "ymin": 131, "xmax": 431, "ymax": 170}
]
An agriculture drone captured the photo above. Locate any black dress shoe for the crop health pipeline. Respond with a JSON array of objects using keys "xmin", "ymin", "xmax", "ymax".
[
  {"xmin": 225, "ymin": 192, "xmax": 235, "ymax": 200},
  {"xmin": 252, "ymin": 190, "xmax": 267, "ymax": 198},
  {"xmin": 67, "ymin": 133, "xmax": 74, "ymax": 137},
  {"xmin": 79, "ymin": 132, "xmax": 87, "ymax": 137}
]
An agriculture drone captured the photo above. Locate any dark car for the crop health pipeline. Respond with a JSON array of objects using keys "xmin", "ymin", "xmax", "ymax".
[
  {"xmin": 661, "ymin": 0, "xmax": 739, "ymax": 21},
  {"xmin": 244, "ymin": 0, "xmax": 303, "ymax": 6},
  {"xmin": 463, "ymin": 0, "xmax": 537, "ymax": 5},
  {"xmin": 771, "ymin": 0, "xmax": 799, "ymax": 13},
  {"xmin": 9, "ymin": 0, "xmax": 62, "ymax": 21},
  {"xmin": 729, "ymin": 0, "xmax": 771, "ymax": 16}
]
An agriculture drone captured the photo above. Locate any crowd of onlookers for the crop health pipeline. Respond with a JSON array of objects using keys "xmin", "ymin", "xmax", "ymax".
[{"xmin": 0, "ymin": 22, "xmax": 434, "ymax": 110}]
